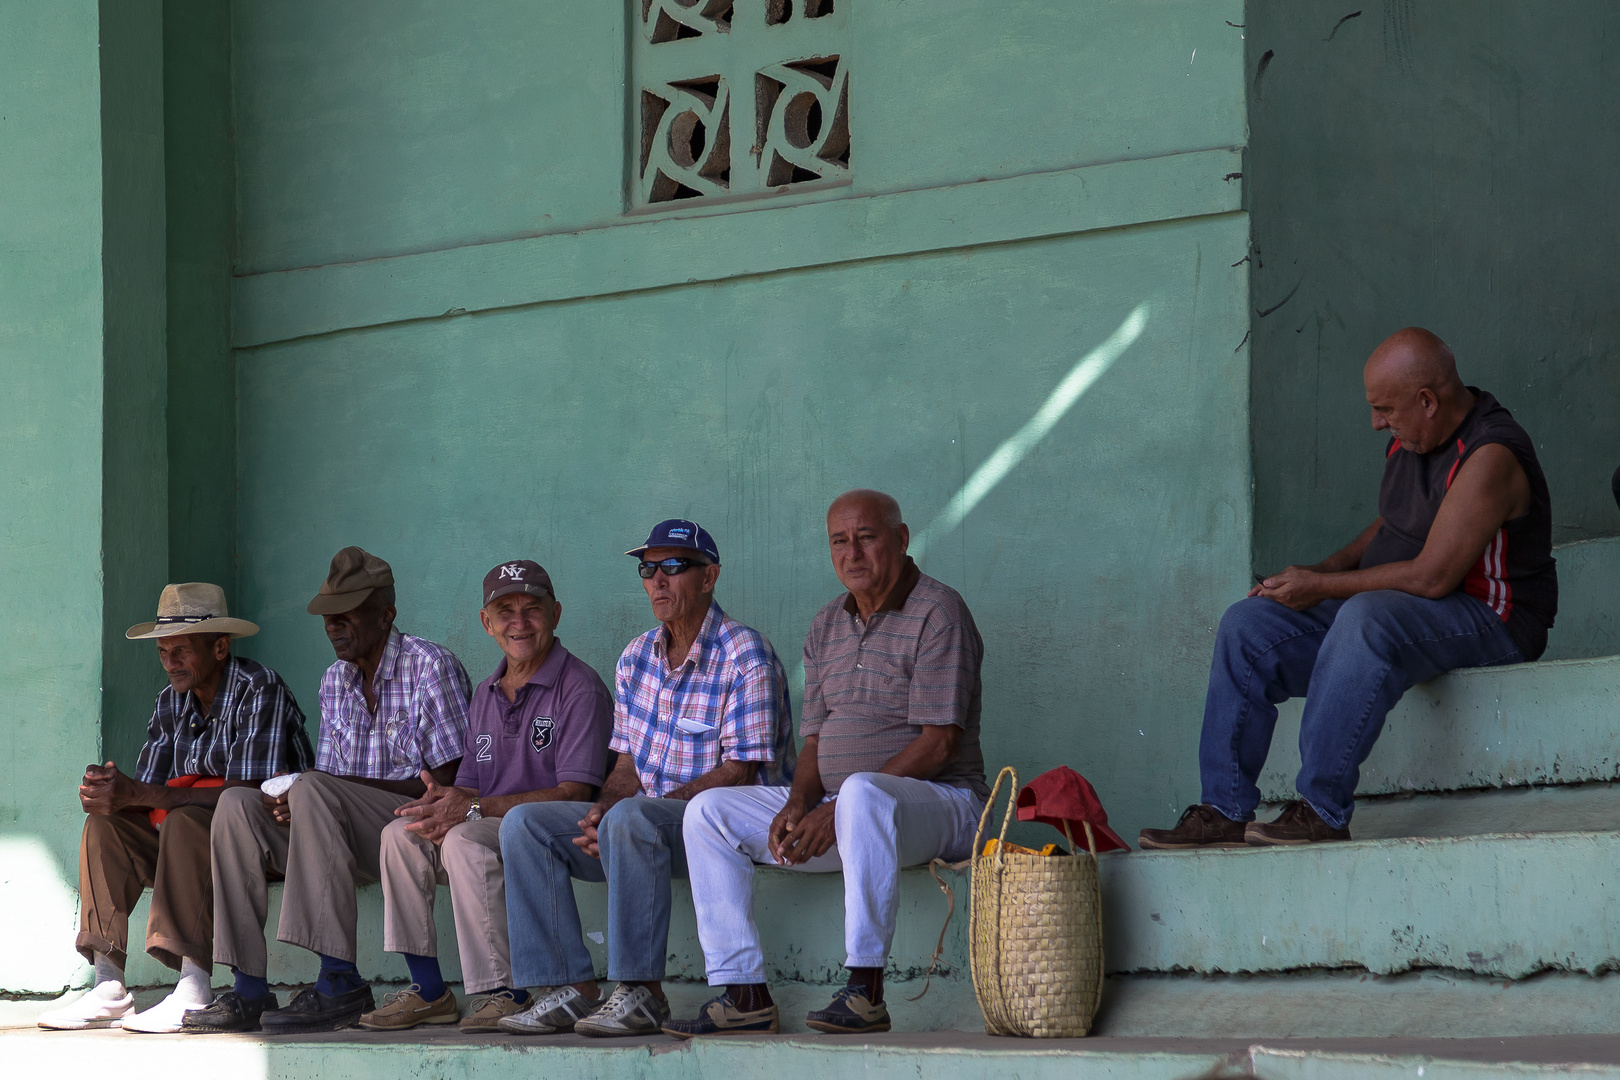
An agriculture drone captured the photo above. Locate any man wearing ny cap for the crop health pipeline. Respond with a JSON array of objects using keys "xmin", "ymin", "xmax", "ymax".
[
  {"xmin": 666, "ymin": 490, "xmax": 988, "ymax": 1039},
  {"xmin": 38, "ymin": 584, "xmax": 312, "ymax": 1034},
  {"xmin": 497, "ymin": 519, "xmax": 795, "ymax": 1038},
  {"xmin": 356, "ymin": 560, "xmax": 612, "ymax": 1034},
  {"xmin": 195, "ymin": 547, "xmax": 471, "ymax": 1034}
]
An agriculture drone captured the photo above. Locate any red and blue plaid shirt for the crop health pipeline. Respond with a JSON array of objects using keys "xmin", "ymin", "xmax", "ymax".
[
  {"xmin": 611, "ymin": 602, "xmax": 795, "ymax": 797},
  {"xmin": 315, "ymin": 629, "xmax": 471, "ymax": 780}
]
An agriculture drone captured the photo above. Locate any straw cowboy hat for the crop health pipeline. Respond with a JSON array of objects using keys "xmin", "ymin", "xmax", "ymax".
[{"xmin": 125, "ymin": 582, "xmax": 260, "ymax": 640}]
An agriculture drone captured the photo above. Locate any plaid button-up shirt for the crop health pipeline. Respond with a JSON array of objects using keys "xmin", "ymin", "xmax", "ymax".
[
  {"xmin": 314, "ymin": 629, "xmax": 471, "ymax": 780},
  {"xmin": 611, "ymin": 602, "xmax": 796, "ymax": 797},
  {"xmin": 135, "ymin": 656, "xmax": 314, "ymax": 784}
]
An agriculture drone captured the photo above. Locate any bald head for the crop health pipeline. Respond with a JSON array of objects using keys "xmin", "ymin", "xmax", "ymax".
[
  {"xmin": 1364, "ymin": 327, "xmax": 1464, "ymax": 398},
  {"xmin": 1364, "ymin": 327, "xmax": 1474, "ymax": 454},
  {"xmin": 827, "ymin": 489, "xmax": 903, "ymax": 530}
]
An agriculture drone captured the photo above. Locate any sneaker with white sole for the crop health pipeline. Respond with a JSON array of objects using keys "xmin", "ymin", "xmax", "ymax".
[
  {"xmin": 120, "ymin": 990, "xmax": 212, "ymax": 1034},
  {"xmin": 574, "ymin": 983, "xmax": 671, "ymax": 1038},
  {"xmin": 37, "ymin": 982, "xmax": 135, "ymax": 1030},
  {"xmin": 496, "ymin": 986, "xmax": 600, "ymax": 1036}
]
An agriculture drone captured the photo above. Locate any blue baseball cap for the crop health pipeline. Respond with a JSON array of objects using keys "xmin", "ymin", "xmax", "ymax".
[{"xmin": 625, "ymin": 519, "xmax": 721, "ymax": 565}]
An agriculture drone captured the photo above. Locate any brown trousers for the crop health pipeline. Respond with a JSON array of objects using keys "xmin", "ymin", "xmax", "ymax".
[{"xmin": 76, "ymin": 807, "xmax": 214, "ymax": 971}]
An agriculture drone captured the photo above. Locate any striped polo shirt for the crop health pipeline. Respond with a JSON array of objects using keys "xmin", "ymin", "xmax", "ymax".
[{"xmin": 800, "ymin": 558, "xmax": 988, "ymax": 798}]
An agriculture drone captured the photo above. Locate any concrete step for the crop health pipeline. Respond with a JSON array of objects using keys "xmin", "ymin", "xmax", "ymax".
[
  {"xmin": 1257, "ymin": 653, "xmax": 1620, "ymax": 800},
  {"xmin": 1543, "ymin": 536, "xmax": 1620, "ymax": 662},
  {"xmin": 12, "ymin": 1025, "xmax": 1620, "ymax": 1080},
  {"xmin": 1101, "ymin": 826, "xmax": 1620, "ymax": 978}
]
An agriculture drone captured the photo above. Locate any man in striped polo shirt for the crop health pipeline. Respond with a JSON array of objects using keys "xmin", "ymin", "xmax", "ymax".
[{"xmin": 667, "ymin": 490, "xmax": 988, "ymax": 1039}]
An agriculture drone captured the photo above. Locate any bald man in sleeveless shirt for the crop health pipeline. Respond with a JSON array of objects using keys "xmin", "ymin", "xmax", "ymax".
[{"xmin": 1141, "ymin": 327, "xmax": 1557, "ymax": 848}]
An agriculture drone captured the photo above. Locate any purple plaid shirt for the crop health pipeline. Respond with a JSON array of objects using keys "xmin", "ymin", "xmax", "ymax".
[
  {"xmin": 611, "ymin": 602, "xmax": 796, "ymax": 797},
  {"xmin": 314, "ymin": 629, "xmax": 471, "ymax": 780}
]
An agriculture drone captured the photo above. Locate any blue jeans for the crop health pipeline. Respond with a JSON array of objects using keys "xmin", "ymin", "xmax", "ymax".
[
  {"xmin": 499, "ymin": 796, "xmax": 689, "ymax": 986},
  {"xmin": 1199, "ymin": 590, "xmax": 1523, "ymax": 829}
]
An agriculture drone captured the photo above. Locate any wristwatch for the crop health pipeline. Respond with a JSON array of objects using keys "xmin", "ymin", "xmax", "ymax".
[{"xmin": 465, "ymin": 797, "xmax": 483, "ymax": 822}]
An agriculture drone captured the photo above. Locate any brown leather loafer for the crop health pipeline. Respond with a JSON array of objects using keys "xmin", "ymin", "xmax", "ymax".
[
  {"xmin": 1137, "ymin": 804, "xmax": 1248, "ymax": 850},
  {"xmin": 1245, "ymin": 800, "xmax": 1351, "ymax": 846}
]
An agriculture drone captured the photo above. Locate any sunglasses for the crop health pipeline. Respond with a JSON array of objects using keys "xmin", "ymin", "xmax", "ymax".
[{"xmin": 638, "ymin": 557, "xmax": 708, "ymax": 579}]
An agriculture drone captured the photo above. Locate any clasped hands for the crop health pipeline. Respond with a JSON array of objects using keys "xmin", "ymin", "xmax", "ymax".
[
  {"xmin": 1250, "ymin": 565, "xmax": 1328, "ymax": 611},
  {"xmin": 768, "ymin": 797, "xmax": 837, "ymax": 866},
  {"xmin": 395, "ymin": 769, "xmax": 476, "ymax": 844},
  {"xmin": 79, "ymin": 762, "xmax": 138, "ymax": 815}
]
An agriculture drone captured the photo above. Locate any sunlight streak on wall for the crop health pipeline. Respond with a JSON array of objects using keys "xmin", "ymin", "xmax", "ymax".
[{"xmin": 912, "ymin": 303, "xmax": 1150, "ymax": 561}]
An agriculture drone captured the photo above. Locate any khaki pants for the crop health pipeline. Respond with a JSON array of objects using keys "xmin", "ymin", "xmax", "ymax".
[
  {"xmin": 211, "ymin": 771, "xmax": 408, "ymax": 977},
  {"xmin": 77, "ymin": 807, "xmax": 213, "ymax": 971},
  {"xmin": 379, "ymin": 817, "xmax": 510, "ymax": 993}
]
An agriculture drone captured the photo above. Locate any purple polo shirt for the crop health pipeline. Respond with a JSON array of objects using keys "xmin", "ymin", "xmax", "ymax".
[{"xmin": 454, "ymin": 640, "xmax": 613, "ymax": 796}]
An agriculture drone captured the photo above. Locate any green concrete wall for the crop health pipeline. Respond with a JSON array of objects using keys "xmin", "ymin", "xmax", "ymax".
[
  {"xmin": 99, "ymin": 0, "xmax": 172, "ymax": 774},
  {"xmin": 1246, "ymin": 1, "xmax": 1620, "ymax": 575},
  {"xmin": 163, "ymin": 0, "xmax": 237, "ymax": 593},
  {"xmin": 228, "ymin": 0, "xmax": 1252, "ymax": 848},
  {"xmin": 0, "ymin": 0, "xmax": 168, "ymax": 993}
]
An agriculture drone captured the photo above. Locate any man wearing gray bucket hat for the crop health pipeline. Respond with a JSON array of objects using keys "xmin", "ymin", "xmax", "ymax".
[{"xmin": 37, "ymin": 583, "xmax": 313, "ymax": 1034}]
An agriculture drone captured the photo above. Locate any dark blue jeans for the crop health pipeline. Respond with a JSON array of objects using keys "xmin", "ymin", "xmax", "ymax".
[{"xmin": 1199, "ymin": 590, "xmax": 1523, "ymax": 829}]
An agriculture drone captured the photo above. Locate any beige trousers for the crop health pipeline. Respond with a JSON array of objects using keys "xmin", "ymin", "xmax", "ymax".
[
  {"xmin": 379, "ymin": 817, "xmax": 510, "ymax": 993},
  {"xmin": 211, "ymin": 771, "xmax": 409, "ymax": 977}
]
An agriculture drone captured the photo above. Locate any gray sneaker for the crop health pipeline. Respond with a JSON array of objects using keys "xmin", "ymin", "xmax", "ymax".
[
  {"xmin": 496, "ymin": 986, "xmax": 600, "ymax": 1036},
  {"xmin": 574, "ymin": 983, "xmax": 671, "ymax": 1037}
]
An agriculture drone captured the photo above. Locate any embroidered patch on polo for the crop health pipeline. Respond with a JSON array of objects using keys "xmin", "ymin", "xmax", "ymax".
[{"xmin": 531, "ymin": 716, "xmax": 554, "ymax": 752}]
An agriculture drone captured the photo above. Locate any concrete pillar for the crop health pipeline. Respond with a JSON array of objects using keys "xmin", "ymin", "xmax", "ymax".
[{"xmin": 0, "ymin": 0, "xmax": 168, "ymax": 993}]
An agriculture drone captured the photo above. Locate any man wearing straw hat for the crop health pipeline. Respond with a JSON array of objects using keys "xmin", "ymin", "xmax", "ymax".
[
  {"xmin": 194, "ymin": 547, "xmax": 471, "ymax": 1035},
  {"xmin": 37, "ymin": 583, "xmax": 312, "ymax": 1034},
  {"xmin": 666, "ymin": 490, "xmax": 987, "ymax": 1039}
]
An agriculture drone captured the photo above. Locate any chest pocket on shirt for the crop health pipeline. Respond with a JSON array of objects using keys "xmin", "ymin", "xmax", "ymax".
[
  {"xmin": 854, "ymin": 654, "xmax": 911, "ymax": 700},
  {"xmin": 382, "ymin": 711, "xmax": 416, "ymax": 766}
]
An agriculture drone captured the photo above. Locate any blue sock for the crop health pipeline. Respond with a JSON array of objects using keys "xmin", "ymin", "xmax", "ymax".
[
  {"xmin": 232, "ymin": 968, "xmax": 270, "ymax": 1001},
  {"xmin": 314, "ymin": 954, "xmax": 362, "ymax": 996},
  {"xmin": 403, "ymin": 953, "xmax": 446, "ymax": 1001}
]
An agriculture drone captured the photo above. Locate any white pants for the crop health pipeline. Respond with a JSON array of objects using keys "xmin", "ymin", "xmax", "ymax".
[
  {"xmin": 684, "ymin": 773, "xmax": 982, "ymax": 984},
  {"xmin": 379, "ymin": 817, "xmax": 511, "ymax": 994}
]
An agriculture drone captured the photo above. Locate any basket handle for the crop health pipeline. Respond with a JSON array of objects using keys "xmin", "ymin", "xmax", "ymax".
[
  {"xmin": 1060, "ymin": 819, "xmax": 1099, "ymax": 858},
  {"xmin": 971, "ymin": 766, "xmax": 1020, "ymax": 869}
]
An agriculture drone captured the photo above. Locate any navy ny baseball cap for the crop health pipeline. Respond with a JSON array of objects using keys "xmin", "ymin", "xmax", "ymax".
[{"xmin": 625, "ymin": 519, "xmax": 721, "ymax": 565}]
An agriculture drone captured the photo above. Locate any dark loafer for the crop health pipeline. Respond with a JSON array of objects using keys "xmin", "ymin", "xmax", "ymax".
[
  {"xmin": 259, "ymin": 984, "xmax": 375, "ymax": 1034},
  {"xmin": 805, "ymin": 986, "xmax": 890, "ymax": 1035},
  {"xmin": 1245, "ymin": 800, "xmax": 1351, "ymax": 846},
  {"xmin": 1138, "ymin": 803, "xmax": 1248, "ymax": 850},
  {"xmin": 663, "ymin": 992, "xmax": 780, "ymax": 1039},
  {"xmin": 182, "ymin": 990, "xmax": 279, "ymax": 1034}
]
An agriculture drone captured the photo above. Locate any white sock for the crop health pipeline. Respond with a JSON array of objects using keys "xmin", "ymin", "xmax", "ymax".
[
  {"xmin": 93, "ymin": 952, "xmax": 125, "ymax": 993},
  {"xmin": 171, "ymin": 957, "xmax": 213, "ymax": 1006}
]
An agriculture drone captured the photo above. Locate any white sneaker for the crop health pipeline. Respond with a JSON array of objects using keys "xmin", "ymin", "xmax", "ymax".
[
  {"xmin": 120, "ymin": 990, "xmax": 210, "ymax": 1034},
  {"xmin": 37, "ymin": 982, "xmax": 135, "ymax": 1030},
  {"xmin": 573, "ymin": 983, "xmax": 670, "ymax": 1037}
]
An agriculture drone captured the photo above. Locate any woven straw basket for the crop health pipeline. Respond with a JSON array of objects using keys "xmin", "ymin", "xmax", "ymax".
[{"xmin": 968, "ymin": 766, "xmax": 1105, "ymax": 1037}]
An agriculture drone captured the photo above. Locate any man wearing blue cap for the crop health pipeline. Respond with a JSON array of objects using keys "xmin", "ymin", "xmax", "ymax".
[{"xmin": 498, "ymin": 520, "xmax": 796, "ymax": 1038}]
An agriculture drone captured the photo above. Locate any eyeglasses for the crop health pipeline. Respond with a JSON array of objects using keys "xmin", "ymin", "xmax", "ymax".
[{"xmin": 638, "ymin": 557, "xmax": 706, "ymax": 579}]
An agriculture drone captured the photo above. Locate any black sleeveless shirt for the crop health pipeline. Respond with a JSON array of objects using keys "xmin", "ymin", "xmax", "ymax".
[{"xmin": 1359, "ymin": 388, "xmax": 1558, "ymax": 660}]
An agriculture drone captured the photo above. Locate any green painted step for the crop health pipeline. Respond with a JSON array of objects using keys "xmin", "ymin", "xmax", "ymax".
[
  {"xmin": 1257, "ymin": 653, "xmax": 1620, "ymax": 800},
  {"xmin": 1101, "ymin": 827, "xmax": 1620, "ymax": 978},
  {"xmin": 10, "ymin": 1027, "xmax": 1620, "ymax": 1080}
]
